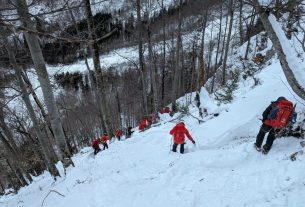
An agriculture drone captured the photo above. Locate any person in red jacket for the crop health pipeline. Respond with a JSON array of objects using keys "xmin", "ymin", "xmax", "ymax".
[
  {"xmin": 139, "ymin": 118, "xmax": 148, "ymax": 131},
  {"xmin": 101, "ymin": 133, "xmax": 109, "ymax": 150},
  {"xmin": 115, "ymin": 128, "xmax": 123, "ymax": 141},
  {"xmin": 92, "ymin": 137, "xmax": 101, "ymax": 155},
  {"xmin": 169, "ymin": 122, "xmax": 196, "ymax": 154}
]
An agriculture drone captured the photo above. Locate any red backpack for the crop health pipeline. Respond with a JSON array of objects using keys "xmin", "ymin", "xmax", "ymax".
[{"xmin": 265, "ymin": 100, "xmax": 294, "ymax": 129}]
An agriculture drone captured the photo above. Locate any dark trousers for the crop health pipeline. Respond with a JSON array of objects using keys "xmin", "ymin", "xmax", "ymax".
[
  {"xmin": 103, "ymin": 143, "xmax": 108, "ymax": 150},
  {"xmin": 94, "ymin": 147, "xmax": 101, "ymax": 155},
  {"xmin": 255, "ymin": 124, "xmax": 276, "ymax": 151},
  {"xmin": 117, "ymin": 136, "xmax": 121, "ymax": 141},
  {"xmin": 172, "ymin": 143, "xmax": 185, "ymax": 154}
]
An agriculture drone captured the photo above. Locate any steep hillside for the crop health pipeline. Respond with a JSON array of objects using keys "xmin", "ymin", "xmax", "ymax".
[{"xmin": 1, "ymin": 52, "xmax": 305, "ymax": 207}]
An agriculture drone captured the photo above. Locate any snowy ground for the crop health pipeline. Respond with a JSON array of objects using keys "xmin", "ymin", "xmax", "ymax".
[{"xmin": 1, "ymin": 59, "xmax": 305, "ymax": 207}]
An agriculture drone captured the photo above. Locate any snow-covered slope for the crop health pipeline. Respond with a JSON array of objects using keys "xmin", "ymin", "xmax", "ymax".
[{"xmin": 1, "ymin": 58, "xmax": 305, "ymax": 207}]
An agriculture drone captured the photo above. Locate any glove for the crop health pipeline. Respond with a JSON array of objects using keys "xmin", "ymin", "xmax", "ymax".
[{"xmin": 192, "ymin": 140, "xmax": 196, "ymax": 144}]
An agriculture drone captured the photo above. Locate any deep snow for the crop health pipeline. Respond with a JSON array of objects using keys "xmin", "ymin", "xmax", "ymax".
[{"xmin": 1, "ymin": 59, "xmax": 305, "ymax": 207}]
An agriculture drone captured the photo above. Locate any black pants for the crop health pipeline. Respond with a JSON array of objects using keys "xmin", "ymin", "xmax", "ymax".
[
  {"xmin": 117, "ymin": 136, "xmax": 121, "ymax": 141},
  {"xmin": 172, "ymin": 143, "xmax": 185, "ymax": 154},
  {"xmin": 255, "ymin": 124, "xmax": 276, "ymax": 151},
  {"xmin": 94, "ymin": 147, "xmax": 101, "ymax": 155},
  {"xmin": 103, "ymin": 143, "xmax": 108, "ymax": 150}
]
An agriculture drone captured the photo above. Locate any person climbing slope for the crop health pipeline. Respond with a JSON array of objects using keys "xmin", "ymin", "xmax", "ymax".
[
  {"xmin": 115, "ymin": 128, "xmax": 123, "ymax": 141},
  {"xmin": 169, "ymin": 122, "xmax": 196, "ymax": 154},
  {"xmin": 254, "ymin": 96, "xmax": 295, "ymax": 154},
  {"xmin": 92, "ymin": 137, "xmax": 101, "ymax": 155},
  {"xmin": 126, "ymin": 126, "xmax": 134, "ymax": 138},
  {"xmin": 101, "ymin": 133, "xmax": 109, "ymax": 150}
]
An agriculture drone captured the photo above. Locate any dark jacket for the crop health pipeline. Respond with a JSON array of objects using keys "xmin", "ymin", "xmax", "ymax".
[
  {"xmin": 262, "ymin": 97, "xmax": 287, "ymax": 122},
  {"xmin": 262, "ymin": 102, "xmax": 275, "ymax": 122}
]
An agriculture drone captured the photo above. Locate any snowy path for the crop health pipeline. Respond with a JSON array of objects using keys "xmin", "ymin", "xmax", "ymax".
[{"xmin": 1, "ymin": 61, "xmax": 305, "ymax": 207}]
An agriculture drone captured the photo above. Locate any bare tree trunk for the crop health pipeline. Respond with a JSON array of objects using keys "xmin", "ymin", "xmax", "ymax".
[
  {"xmin": 171, "ymin": 0, "xmax": 183, "ymax": 109},
  {"xmin": 211, "ymin": 4, "xmax": 223, "ymax": 92},
  {"xmin": 251, "ymin": 0, "xmax": 305, "ymax": 100},
  {"xmin": 244, "ymin": 7, "xmax": 256, "ymax": 60},
  {"xmin": 161, "ymin": 0, "xmax": 166, "ymax": 106},
  {"xmin": 239, "ymin": 0, "xmax": 244, "ymax": 45},
  {"xmin": 136, "ymin": 0, "xmax": 148, "ymax": 116},
  {"xmin": 15, "ymin": 0, "xmax": 73, "ymax": 167},
  {"xmin": 6, "ymin": 46, "xmax": 59, "ymax": 177},
  {"xmin": 5, "ymin": 159, "xmax": 28, "ymax": 187},
  {"xmin": 83, "ymin": 0, "xmax": 112, "ymax": 136},
  {"xmin": 147, "ymin": 23, "xmax": 159, "ymax": 115},
  {"xmin": 197, "ymin": 9, "xmax": 208, "ymax": 90},
  {"xmin": 114, "ymin": 85, "xmax": 122, "ymax": 127},
  {"xmin": 222, "ymin": 0, "xmax": 234, "ymax": 85},
  {"xmin": 0, "ymin": 129, "xmax": 31, "ymax": 186},
  {"xmin": 21, "ymin": 72, "xmax": 54, "ymax": 138},
  {"xmin": 195, "ymin": 9, "xmax": 208, "ymax": 118},
  {"xmin": 220, "ymin": 6, "xmax": 230, "ymax": 64}
]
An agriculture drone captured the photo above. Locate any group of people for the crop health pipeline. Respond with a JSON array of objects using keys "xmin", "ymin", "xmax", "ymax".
[
  {"xmin": 139, "ymin": 108, "xmax": 171, "ymax": 132},
  {"xmin": 91, "ymin": 127, "xmax": 134, "ymax": 155},
  {"xmin": 92, "ymin": 133, "xmax": 109, "ymax": 155},
  {"xmin": 169, "ymin": 96, "xmax": 297, "ymax": 155},
  {"xmin": 92, "ymin": 96, "xmax": 297, "ymax": 156}
]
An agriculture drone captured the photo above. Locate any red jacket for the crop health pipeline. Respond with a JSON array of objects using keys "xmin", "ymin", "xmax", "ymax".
[
  {"xmin": 169, "ymin": 122, "xmax": 194, "ymax": 144},
  {"xmin": 92, "ymin": 138, "xmax": 100, "ymax": 149},
  {"xmin": 139, "ymin": 119, "xmax": 148, "ymax": 131},
  {"xmin": 101, "ymin": 135, "xmax": 108, "ymax": 143},
  {"xmin": 160, "ymin": 107, "xmax": 171, "ymax": 114},
  {"xmin": 115, "ymin": 129, "xmax": 122, "ymax": 137}
]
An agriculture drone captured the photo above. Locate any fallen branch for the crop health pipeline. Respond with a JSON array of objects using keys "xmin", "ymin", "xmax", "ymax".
[{"xmin": 41, "ymin": 190, "xmax": 65, "ymax": 207}]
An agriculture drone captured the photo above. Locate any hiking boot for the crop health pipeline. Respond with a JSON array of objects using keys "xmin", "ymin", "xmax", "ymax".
[
  {"xmin": 254, "ymin": 143, "xmax": 261, "ymax": 152},
  {"xmin": 262, "ymin": 146, "xmax": 269, "ymax": 155}
]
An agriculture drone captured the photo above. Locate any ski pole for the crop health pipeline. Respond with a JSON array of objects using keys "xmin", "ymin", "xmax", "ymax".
[{"xmin": 169, "ymin": 135, "xmax": 173, "ymax": 153}]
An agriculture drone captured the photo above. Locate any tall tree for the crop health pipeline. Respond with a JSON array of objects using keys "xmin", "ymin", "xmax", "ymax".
[
  {"xmin": 251, "ymin": 0, "xmax": 305, "ymax": 100},
  {"xmin": 83, "ymin": 0, "xmax": 112, "ymax": 136},
  {"xmin": 136, "ymin": 0, "xmax": 149, "ymax": 116},
  {"xmin": 222, "ymin": 0, "xmax": 234, "ymax": 86},
  {"xmin": 145, "ymin": 2, "xmax": 159, "ymax": 115},
  {"xmin": 171, "ymin": 0, "xmax": 183, "ymax": 110},
  {"xmin": 4, "ymin": 40, "xmax": 59, "ymax": 177},
  {"xmin": 15, "ymin": 0, "xmax": 74, "ymax": 167}
]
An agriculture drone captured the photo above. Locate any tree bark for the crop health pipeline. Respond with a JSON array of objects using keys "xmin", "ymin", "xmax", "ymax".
[
  {"xmin": 197, "ymin": 9, "xmax": 208, "ymax": 90},
  {"xmin": 171, "ymin": 0, "xmax": 183, "ymax": 108},
  {"xmin": 222, "ymin": 0, "xmax": 234, "ymax": 86},
  {"xmin": 21, "ymin": 71, "xmax": 54, "ymax": 138},
  {"xmin": 239, "ymin": 0, "xmax": 244, "ymax": 45},
  {"xmin": 147, "ymin": 23, "xmax": 159, "ymax": 115},
  {"xmin": 136, "ymin": 0, "xmax": 149, "ymax": 116},
  {"xmin": 161, "ymin": 0, "xmax": 166, "ymax": 106},
  {"xmin": 211, "ymin": 4, "xmax": 223, "ymax": 92}
]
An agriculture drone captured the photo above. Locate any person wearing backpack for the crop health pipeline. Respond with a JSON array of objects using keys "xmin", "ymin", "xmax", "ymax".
[
  {"xmin": 101, "ymin": 133, "xmax": 109, "ymax": 150},
  {"xmin": 126, "ymin": 126, "xmax": 134, "ymax": 138},
  {"xmin": 115, "ymin": 128, "xmax": 123, "ymax": 141},
  {"xmin": 169, "ymin": 122, "xmax": 196, "ymax": 154},
  {"xmin": 92, "ymin": 137, "xmax": 101, "ymax": 155},
  {"xmin": 254, "ymin": 97, "xmax": 294, "ymax": 154}
]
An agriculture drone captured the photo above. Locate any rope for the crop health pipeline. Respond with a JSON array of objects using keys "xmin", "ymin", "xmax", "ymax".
[{"xmin": 169, "ymin": 136, "xmax": 173, "ymax": 153}]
